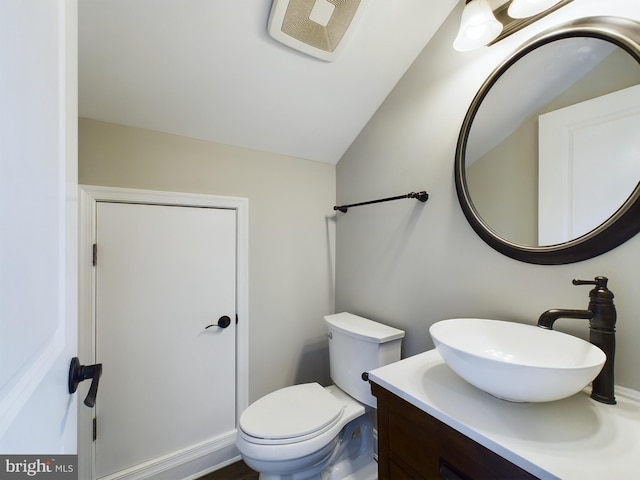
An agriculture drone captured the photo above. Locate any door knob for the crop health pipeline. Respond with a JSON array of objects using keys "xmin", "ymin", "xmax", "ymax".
[
  {"xmin": 69, "ymin": 357, "xmax": 103, "ymax": 408},
  {"xmin": 205, "ymin": 315, "xmax": 231, "ymax": 329}
]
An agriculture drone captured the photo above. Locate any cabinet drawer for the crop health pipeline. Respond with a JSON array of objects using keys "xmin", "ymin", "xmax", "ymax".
[
  {"xmin": 387, "ymin": 396, "xmax": 439, "ymax": 476},
  {"xmin": 390, "ymin": 459, "xmax": 421, "ymax": 479},
  {"xmin": 372, "ymin": 382, "xmax": 539, "ymax": 480}
]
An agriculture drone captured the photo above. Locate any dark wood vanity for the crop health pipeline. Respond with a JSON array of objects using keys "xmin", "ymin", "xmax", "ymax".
[{"xmin": 371, "ymin": 382, "xmax": 539, "ymax": 480}]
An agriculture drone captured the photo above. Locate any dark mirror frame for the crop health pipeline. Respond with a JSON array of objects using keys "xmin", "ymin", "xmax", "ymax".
[{"xmin": 455, "ymin": 16, "xmax": 640, "ymax": 265}]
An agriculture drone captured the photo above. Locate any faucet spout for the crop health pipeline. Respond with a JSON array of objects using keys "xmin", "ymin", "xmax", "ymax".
[
  {"xmin": 537, "ymin": 276, "xmax": 616, "ymax": 405},
  {"xmin": 537, "ymin": 309, "xmax": 593, "ymax": 330}
]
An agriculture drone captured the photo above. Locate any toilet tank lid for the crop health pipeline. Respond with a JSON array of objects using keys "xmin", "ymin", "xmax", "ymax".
[{"xmin": 324, "ymin": 312, "xmax": 405, "ymax": 343}]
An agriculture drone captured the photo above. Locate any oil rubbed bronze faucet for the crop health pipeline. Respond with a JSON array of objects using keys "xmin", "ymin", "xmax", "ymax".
[{"xmin": 537, "ymin": 276, "xmax": 616, "ymax": 405}]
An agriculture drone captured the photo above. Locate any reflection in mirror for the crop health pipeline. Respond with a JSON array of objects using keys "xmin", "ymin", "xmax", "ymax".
[{"xmin": 465, "ymin": 36, "xmax": 640, "ymax": 247}]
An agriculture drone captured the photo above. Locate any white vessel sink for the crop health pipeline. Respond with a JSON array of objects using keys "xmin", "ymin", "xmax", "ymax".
[{"xmin": 429, "ymin": 318, "xmax": 606, "ymax": 402}]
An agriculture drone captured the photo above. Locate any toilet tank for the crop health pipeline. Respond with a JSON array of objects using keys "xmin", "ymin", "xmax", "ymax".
[{"xmin": 325, "ymin": 312, "xmax": 404, "ymax": 408}]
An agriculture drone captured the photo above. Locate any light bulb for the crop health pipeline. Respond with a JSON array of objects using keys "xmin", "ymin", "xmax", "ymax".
[{"xmin": 454, "ymin": 0, "xmax": 503, "ymax": 52}]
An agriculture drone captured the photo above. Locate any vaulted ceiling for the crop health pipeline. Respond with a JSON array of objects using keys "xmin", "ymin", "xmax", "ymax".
[{"xmin": 79, "ymin": 0, "xmax": 459, "ymax": 164}]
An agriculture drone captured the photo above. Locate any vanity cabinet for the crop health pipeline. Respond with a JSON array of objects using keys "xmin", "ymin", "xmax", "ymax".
[{"xmin": 371, "ymin": 382, "xmax": 539, "ymax": 480}]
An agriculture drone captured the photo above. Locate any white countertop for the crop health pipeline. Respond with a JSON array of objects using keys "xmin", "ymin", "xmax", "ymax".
[{"xmin": 368, "ymin": 349, "xmax": 640, "ymax": 480}]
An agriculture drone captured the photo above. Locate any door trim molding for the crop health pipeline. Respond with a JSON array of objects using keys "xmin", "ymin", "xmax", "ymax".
[{"xmin": 78, "ymin": 185, "xmax": 249, "ymax": 479}]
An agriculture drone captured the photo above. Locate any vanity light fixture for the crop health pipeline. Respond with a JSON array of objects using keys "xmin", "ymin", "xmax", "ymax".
[
  {"xmin": 453, "ymin": 0, "xmax": 503, "ymax": 52},
  {"xmin": 454, "ymin": 0, "xmax": 574, "ymax": 51},
  {"xmin": 508, "ymin": 0, "xmax": 563, "ymax": 19}
]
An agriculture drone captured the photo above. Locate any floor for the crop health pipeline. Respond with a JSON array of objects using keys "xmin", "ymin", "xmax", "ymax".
[{"xmin": 197, "ymin": 460, "xmax": 259, "ymax": 480}]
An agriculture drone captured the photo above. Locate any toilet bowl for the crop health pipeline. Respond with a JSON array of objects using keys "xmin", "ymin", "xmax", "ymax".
[
  {"xmin": 237, "ymin": 384, "xmax": 371, "ymax": 479},
  {"xmin": 236, "ymin": 313, "xmax": 404, "ymax": 480}
]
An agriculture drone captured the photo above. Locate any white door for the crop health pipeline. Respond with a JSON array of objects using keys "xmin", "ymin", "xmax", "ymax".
[
  {"xmin": 0, "ymin": 0, "xmax": 78, "ymax": 460},
  {"xmin": 93, "ymin": 202, "xmax": 237, "ymax": 479}
]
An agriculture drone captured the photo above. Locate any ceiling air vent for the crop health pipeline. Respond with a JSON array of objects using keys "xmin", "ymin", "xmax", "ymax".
[{"xmin": 268, "ymin": 0, "xmax": 368, "ymax": 61}]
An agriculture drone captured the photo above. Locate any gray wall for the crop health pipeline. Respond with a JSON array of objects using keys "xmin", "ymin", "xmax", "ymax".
[
  {"xmin": 79, "ymin": 118, "xmax": 336, "ymax": 402},
  {"xmin": 336, "ymin": 0, "xmax": 640, "ymax": 390}
]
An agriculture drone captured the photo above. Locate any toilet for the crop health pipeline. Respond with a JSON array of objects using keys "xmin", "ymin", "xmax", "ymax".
[{"xmin": 236, "ymin": 312, "xmax": 404, "ymax": 480}]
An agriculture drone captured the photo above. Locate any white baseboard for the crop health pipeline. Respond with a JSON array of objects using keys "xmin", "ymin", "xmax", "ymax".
[
  {"xmin": 98, "ymin": 431, "xmax": 240, "ymax": 480},
  {"xmin": 184, "ymin": 455, "xmax": 243, "ymax": 480}
]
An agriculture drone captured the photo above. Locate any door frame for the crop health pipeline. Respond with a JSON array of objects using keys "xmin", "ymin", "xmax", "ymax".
[{"xmin": 78, "ymin": 185, "xmax": 249, "ymax": 479}]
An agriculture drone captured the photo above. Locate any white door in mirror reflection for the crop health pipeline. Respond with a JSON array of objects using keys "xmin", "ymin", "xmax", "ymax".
[{"xmin": 538, "ymin": 83, "xmax": 640, "ymax": 245}]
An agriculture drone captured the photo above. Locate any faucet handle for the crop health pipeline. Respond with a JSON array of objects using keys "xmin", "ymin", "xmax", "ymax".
[
  {"xmin": 572, "ymin": 276, "xmax": 608, "ymax": 288},
  {"xmin": 573, "ymin": 276, "xmax": 614, "ymax": 302}
]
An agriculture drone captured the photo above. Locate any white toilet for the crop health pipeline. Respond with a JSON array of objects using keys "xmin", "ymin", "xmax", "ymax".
[{"xmin": 236, "ymin": 312, "xmax": 404, "ymax": 480}]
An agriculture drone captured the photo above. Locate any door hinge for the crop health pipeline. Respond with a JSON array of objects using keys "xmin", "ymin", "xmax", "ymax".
[
  {"xmin": 92, "ymin": 243, "xmax": 97, "ymax": 266},
  {"xmin": 236, "ymin": 314, "xmax": 238, "ymax": 324},
  {"xmin": 93, "ymin": 417, "xmax": 97, "ymax": 441}
]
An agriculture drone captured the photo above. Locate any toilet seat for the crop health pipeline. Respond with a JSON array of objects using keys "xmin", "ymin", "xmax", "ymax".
[
  {"xmin": 236, "ymin": 384, "xmax": 367, "ymax": 464},
  {"xmin": 239, "ymin": 383, "xmax": 345, "ymax": 445}
]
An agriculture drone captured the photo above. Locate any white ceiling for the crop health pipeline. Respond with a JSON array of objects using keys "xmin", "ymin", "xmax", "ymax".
[{"xmin": 78, "ymin": 0, "xmax": 459, "ymax": 164}]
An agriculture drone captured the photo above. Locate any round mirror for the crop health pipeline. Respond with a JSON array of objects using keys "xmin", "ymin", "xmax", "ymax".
[{"xmin": 455, "ymin": 16, "xmax": 640, "ymax": 264}]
